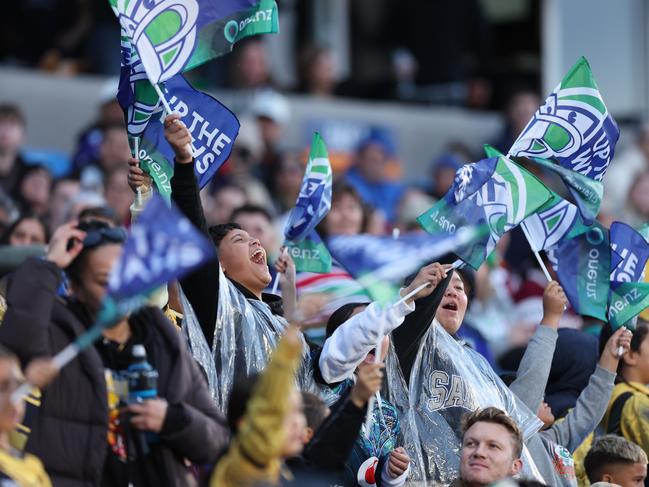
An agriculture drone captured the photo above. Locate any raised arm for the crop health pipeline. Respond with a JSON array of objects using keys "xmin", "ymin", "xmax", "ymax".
[
  {"xmin": 392, "ymin": 263, "xmax": 452, "ymax": 383},
  {"xmin": 318, "ymin": 264, "xmax": 443, "ymax": 384},
  {"xmin": 165, "ymin": 114, "xmax": 220, "ymax": 341},
  {"xmin": 541, "ymin": 327, "xmax": 631, "ymax": 452},
  {"xmin": 509, "ymin": 281, "xmax": 566, "ymax": 412}
]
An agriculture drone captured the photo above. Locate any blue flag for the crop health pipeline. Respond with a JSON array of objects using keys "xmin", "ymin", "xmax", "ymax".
[
  {"xmin": 117, "ymin": 31, "xmax": 160, "ymax": 139},
  {"xmin": 108, "ymin": 193, "xmax": 215, "ymax": 300},
  {"xmin": 327, "ymin": 229, "xmax": 484, "ymax": 304},
  {"xmin": 610, "ymin": 222, "xmax": 649, "ymax": 284},
  {"xmin": 608, "ymin": 222, "xmax": 649, "ymax": 329},
  {"xmin": 547, "ymin": 223, "xmax": 613, "ymax": 320},
  {"xmin": 139, "ymin": 75, "xmax": 240, "ymax": 189},
  {"xmin": 284, "ymin": 133, "xmax": 333, "ymax": 242}
]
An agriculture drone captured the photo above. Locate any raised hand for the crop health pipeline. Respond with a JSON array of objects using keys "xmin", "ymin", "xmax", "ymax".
[
  {"xmin": 46, "ymin": 222, "xmax": 86, "ymax": 269},
  {"xmin": 127, "ymin": 157, "xmax": 151, "ymax": 194},
  {"xmin": 351, "ymin": 362, "xmax": 384, "ymax": 408},
  {"xmin": 540, "ymin": 281, "xmax": 568, "ymax": 329},
  {"xmin": 401, "ymin": 262, "xmax": 451, "ymax": 303},
  {"xmin": 599, "ymin": 326, "xmax": 633, "ymax": 372},
  {"xmin": 163, "ymin": 114, "xmax": 192, "ymax": 164}
]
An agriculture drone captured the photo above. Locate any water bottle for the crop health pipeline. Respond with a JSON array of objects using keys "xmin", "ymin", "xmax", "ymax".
[
  {"xmin": 127, "ymin": 344, "xmax": 158, "ymax": 403},
  {"xmin": 126, "ymin": 345, "xmax": 159, "ymax": 449}
]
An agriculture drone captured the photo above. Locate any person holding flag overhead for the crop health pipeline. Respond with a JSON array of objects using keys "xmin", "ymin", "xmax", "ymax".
[
  {"xmin": 0, "ymin": 215, "xmax": 229, "ymax": 487},
  {"xmin": 166, "ymin": 113, "xmax": 321, "ymax": 412}
]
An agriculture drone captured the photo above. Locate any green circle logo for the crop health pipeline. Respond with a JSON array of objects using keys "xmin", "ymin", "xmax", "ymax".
[{"xmin": 224, "ymin": 20, "xmax": 239, "ymax": 43}]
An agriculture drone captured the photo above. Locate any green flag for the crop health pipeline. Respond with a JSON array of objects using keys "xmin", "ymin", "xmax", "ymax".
[
  {"xmin": 109, "ymin": 0, "xmax": 279, "ymax": 84},
  {"xmin": 417, "ymin": 155, "xmax": 552, "ymax": 269},
  {"xmin": 285, "ymin": 232, "xmax": 332, "ymax": 274},
  {"xmin": 609, "ymin": 282, "xmax": 649, "ymax": 330}
]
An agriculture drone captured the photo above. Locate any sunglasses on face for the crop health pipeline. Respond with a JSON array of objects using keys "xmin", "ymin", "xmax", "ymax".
[{"xmin": 82, "ymin": 227, "xmax": 127, "ymax": 248}]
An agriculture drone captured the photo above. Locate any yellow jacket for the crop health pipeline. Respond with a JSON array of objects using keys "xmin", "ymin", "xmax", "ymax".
[
  {"xmin": 210, "ymin": 334, "xmax": 303, "ymax": 487},
  {"xmin": 602, "ymin": 381, "xmax": 649, "ymax": 454},
  {"xmin": 0, "ymin": 449, "xmax": 52, "ymax": 487}
]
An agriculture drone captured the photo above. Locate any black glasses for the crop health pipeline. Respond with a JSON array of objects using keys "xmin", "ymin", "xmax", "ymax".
[{"xmin": 82, "ymin": 226, "xmax": 127, "ymax": 249}]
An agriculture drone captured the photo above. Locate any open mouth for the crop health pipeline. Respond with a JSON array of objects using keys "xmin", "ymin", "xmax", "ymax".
[
  {"xmin": 250, "ymin": 248, "xmax": 266, "ymax": 265},
  {"xmin": 442, "ymin": 301, "xmax": 458, "ymax": 311}
]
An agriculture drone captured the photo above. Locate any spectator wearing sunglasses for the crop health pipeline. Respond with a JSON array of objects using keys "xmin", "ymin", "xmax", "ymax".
[{"xmin": 0, "ymin": 219, "xmax": 229, "ymax": 487}]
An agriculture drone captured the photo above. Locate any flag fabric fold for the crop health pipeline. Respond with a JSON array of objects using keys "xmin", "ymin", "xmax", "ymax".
[
  {"xmin": 546, "ymin": 223, "xmax": 613, "ymax": 321},
  {"xmin": 283, "ymin": 132, "xmax": 333, "ymax": 273},
  {"xmin": 509, "ymin": 56, "xmax": 619, "ymax": 183},
  {"xmin": 608, "ymin": 222, "xmax": 649, "ymax": 329},
  {"xmin": 417, "ymin": 156, "xmax": 552, "ymax": 269},
  {"xmin": 108, "ymin": 193, "xmax": 215, "ymax": 301},
  {"xmin": 137, "ymin": 74, "xmax": 240, "ymax": 190},
  {"xmin": 327, "ymin": 229, "xmax": 485, "ymax": 305}
]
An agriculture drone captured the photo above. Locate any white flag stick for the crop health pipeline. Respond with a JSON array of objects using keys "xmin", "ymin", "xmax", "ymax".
[
  {"xmin": 519, "ymin": 218, "xmax": 553, "ymax": 282},
  {"xmin": 271, "ymin": 247, "xmax": 287, "ymax": 295},
  {"xmin": 392, "ymin": 259, "xmax": 463, "ymax": 308},
  {"xmin": 152, "ymin": 83, "xmax": 194, "ymax": 157},
  {"xmin": 11, "ymin": 342, "xmax": 79, "ymax": 405}
]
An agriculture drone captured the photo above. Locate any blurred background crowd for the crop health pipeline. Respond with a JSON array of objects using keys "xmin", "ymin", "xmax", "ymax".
[{"xmin": 1, "ymin": 0, "xmax": 649, "ymax": 372}]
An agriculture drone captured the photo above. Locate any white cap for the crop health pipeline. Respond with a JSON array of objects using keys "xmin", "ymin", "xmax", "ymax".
[
  {"xmin": 132, "ymin": 344, "xmax": 146, "ymax": 359},
  {"xmin": 249, "ymin": 90, "xmax": 290, "ymax": 125},
  {"xmin": 98, "ymin": 76, "xmax": 120, "ymax": 106}
]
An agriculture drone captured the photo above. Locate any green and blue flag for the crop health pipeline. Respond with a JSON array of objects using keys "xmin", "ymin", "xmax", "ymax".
[
  {"xmin": 327, "ymin": 229, "xmax": 484, "ymax": 305},
  {"xmin": 109, "ymin": 0, "xmax": 279, "ymax": 84},
  {"xmin": 417, "ymin": 155, "xmax": 552, "ymax": 270},
  {"xmin": 547, "ymin": 223, "xmax": 613, "ymax": 321},
  {"xmin": 608, "ymin": 222, "xmax": 649, "ymax": 329},
  {"xmin": 508, "ymin": 57, "xmax": 617, "ymax": 222},
  {"xmin": 284, "ymin": 133, "xmax": 333, "ymax": 273},
  {"xmin": 509, "ymin": 57, "xmax": 619, "ymax": 182}
]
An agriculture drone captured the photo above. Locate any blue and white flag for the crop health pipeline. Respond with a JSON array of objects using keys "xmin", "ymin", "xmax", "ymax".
[
  {"xmin": 139, "ymin": 74, "xmax": 240, "ymax": 189},
  {"xmin": 109, "ymin": 0, "xmax": 279, "ymax": 84},
  {"xmin": 327, "ymin": 229, "xmax": 484, "ymax": 304},
  {"xmin": 284, "ymin": 132, "xmax": 332, "ymax": 243},
  {"xmin": 108, "ymin": 193, "xmax": 215, "ymax": 300},
  {"xmin": 509, "ymin": 57, "xmax": 619, "ymax": 183},
  {"xmin": 608, "ymin": 222, "xmax": 649, "ymax": 329},
  {"xmin": 520, "ymin": 193, "xmax": 590, "ymax": 252},
  {"xmin": 610, "ymin": 222, "xmax": 649, "ymax": 284},
  {"xmin": 417, "ymin": 156, "xmax": 552, "ymax": 270},
  {"xmin": 117, "ymin": 30, "xmax": 160, "ymax": 138}
]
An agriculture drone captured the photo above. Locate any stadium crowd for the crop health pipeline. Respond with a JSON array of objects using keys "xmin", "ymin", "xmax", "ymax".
[{"xmin": 1, "ymin": 12, "xmax": 649, "ymax": 487}]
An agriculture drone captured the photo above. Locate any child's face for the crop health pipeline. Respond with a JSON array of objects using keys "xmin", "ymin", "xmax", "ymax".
[
  {"xmin": 0, "ymin": 359, "xmax": 24, "ymax": 432},
  {"xmin": 280, "ymin": 389, "xmax": 306, "ymax": 459},
  {"xmin": 626, "ymin": 331, "xmax": 649, "ymax": 384},
  {"xmin": 604, "ymin": 461, "xmax": 647, "ymax": 487}
]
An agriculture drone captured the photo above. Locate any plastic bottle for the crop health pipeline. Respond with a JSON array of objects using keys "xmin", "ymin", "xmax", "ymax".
[{"xmin": 127, "ymin": 344, "xmax": 158, "ymax": 403}]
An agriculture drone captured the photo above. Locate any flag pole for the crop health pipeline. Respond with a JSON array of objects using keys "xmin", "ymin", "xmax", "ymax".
[
  {"xmin": 520, "ymin": 223, "xmax": 553, "ymax": 282},
  {"xmin": 505, "ymin": 151, "xmax": 553, "ymax": 283},
  {"xmin": 271, "ymin": 247, "xmax": 287, "ymax": 294},
  {"xmin": 152, "ymin": 83, "xmax": 194, "ymax": 157},
  {"xmin": 392, "ymin": 260, "xmax": 463, "ymax": 308}
]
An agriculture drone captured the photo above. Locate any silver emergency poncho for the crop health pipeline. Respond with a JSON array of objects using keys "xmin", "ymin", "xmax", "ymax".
[
  {"xmin": 181, "ymin": 265, "xmax": 321, "ymax": 412},
  {"xmin": 385, "ymin": 319, "xmax": 544, "ymax": 485}
]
